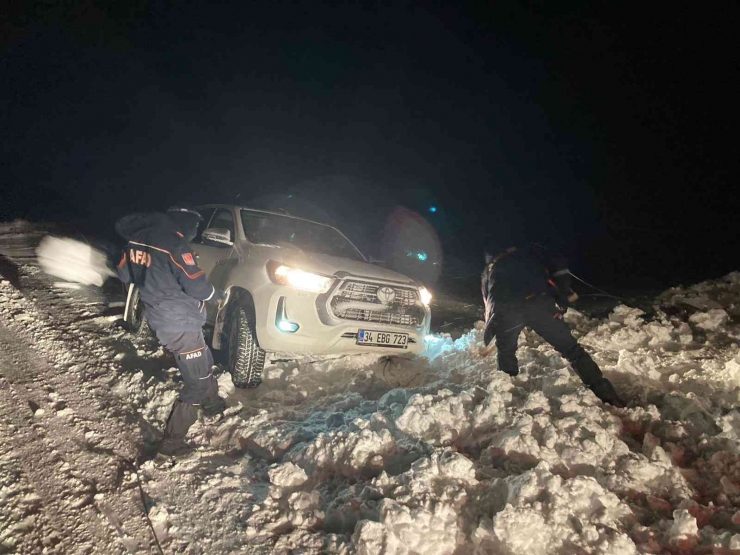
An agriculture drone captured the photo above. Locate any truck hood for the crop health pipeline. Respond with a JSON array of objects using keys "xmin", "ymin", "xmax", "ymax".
[{"xmin": 260, "ymin": 247, "xmax": 417, "ymax": 285}]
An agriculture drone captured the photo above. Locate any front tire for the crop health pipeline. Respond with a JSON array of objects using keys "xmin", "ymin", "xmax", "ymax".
[
  {"xmin": 124, "ymin": 284, "xmax": 150, "ymax": 337},
  {"xmin": 227, "ymin": 305, "xmax": 265, "ymax": 388}
]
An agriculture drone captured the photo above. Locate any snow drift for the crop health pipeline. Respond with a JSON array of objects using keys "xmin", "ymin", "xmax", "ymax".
[{"xmin": 2, "ymin": 266, "xmax": 740, "ymax": 553}]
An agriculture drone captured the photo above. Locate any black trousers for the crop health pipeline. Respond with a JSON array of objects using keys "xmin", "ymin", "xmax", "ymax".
[
  {"xmin": 492, "ymin": 296, "xmax": 605, "ymax": 387},
  {"xmin": 156, "ymin": 330, "xmax": 219, "ymax": 441},
  {"xmin": 156, "ymin": 330, "xmax": 218, "ymax": 404}
]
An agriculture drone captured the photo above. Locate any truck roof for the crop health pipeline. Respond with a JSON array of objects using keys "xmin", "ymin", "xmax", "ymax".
[{"xmin": 196, "ymin": 204, "xmax": 335, "ymax": 228}]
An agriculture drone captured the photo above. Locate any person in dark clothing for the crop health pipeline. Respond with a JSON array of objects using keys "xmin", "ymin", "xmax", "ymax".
[
  {"xmin": 482, "ymin": 243, "xmax": 625, "ymax": 407},
  {"xmin": 115, "ymin": 207, "xmax": 226, "ymax": 456}
]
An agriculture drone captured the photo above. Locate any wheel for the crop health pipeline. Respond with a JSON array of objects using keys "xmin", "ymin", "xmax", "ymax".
[
  {"xmin": 124, "ymin": 284, "xmax": 150, "ymax": 337},
  {"xmin": 226, "ymin": 305, "xmax": 265, "ymax": 388}
]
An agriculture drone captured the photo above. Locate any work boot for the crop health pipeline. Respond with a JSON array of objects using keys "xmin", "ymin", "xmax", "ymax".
[
  {"xmin": 200, "ymin": 376, "xmax": 227, "ymax": 417},
  {"xmin": 589, "ymin": 379, "xmax": 626, "ymax": 408},
  {"xmin": 201, "ymin": 395, "xmax": 227, "ymax": 417},
  {"xmin": 159, "ymin": 400, "xmax": 198, "ymax": 456},
  {"xmin": 157, "ymin": 437, "xmax": 194, "ymax": 457},
  {"xmin": 567, "ymin": 348, "xmax": 625, "ymax": 407},
  {"xmin": 497, "ymin": 353, "xmax": 520, "ymax": 377}
]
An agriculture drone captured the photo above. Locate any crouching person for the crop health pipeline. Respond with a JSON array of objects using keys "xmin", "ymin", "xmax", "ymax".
[{"xmin": 115, "ymin": 206, "xmax": 226, "ymax": 456}]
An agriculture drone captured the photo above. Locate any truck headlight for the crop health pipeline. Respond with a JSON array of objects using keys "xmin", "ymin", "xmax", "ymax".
[
  {"xmin": 419, "ymin": 287, "xmax": 432, "ymax": 306},
  {"xmin": 267, "ymin": 261, "xmax": 334, "ymax": 293}
]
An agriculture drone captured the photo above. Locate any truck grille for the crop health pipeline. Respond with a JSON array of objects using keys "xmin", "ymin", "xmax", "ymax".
[{"xmin": 330, "ymin": 281, "xmax": 424, "ymax": 327}]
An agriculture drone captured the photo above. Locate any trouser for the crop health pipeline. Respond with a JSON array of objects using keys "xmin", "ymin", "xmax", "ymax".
[
  {"xmin": 492, "ymin": 296, "xmax": 606, "ymax": 388},
  {"xmin": 156, "ymin": 330, "xmax": 219, "ymax": 441}
]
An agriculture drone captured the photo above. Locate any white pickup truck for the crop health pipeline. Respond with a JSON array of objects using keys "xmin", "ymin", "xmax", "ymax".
[{"xmin": 126, "ymin": 205, "xmax": 432, "ymax": 388}]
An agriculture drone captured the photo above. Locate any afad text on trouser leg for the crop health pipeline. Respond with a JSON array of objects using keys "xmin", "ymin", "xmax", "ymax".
[
  {"xmin": 176, "ymin": 346, "xmax": 213, "ymax": 405},
  {"xmin": 180, "ymin": 347, "xmax": 204, "ymax": 361}
]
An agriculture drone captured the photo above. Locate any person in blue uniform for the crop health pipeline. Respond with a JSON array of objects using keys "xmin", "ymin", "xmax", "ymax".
[{"xmin": 115, "ymin": 207, "xmax": 226, "ymax": 455}]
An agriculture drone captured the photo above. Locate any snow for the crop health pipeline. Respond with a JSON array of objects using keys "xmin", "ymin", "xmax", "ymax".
[
  {"xmin": 3, "ymin": 257, "xmax": 740, "ymax": 553},
  {"xmin": 269, "ymin": 462, "xmax": 309, "ymax": 487},
  {"xmin": 667, "ymin": 509, "xmax": 699, "ymax": 543},
  {"xmin": 36, "ymin": 236, "xmax": 114, "ymax": 286},
  {"xmin": 690, "ymin": 308, "xmax": 730, "ymax": 331},
  {"xmin": 476, "ymin": 462, "xmax": 637, "ymax": 555}
]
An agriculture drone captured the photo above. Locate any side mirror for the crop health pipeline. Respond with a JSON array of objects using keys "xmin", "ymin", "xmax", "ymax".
[{"xmin": 202, "ymin": 228, "xmax": 234, "ymax": 247}]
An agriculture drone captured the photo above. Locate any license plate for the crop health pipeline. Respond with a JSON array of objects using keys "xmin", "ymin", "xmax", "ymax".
[{"xmin": 357, "ymin": 330, "xmax": 409, "ymax": 349}]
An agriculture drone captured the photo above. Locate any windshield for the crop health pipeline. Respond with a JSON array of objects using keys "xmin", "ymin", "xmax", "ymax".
[{"xmin": 240, "ymin": 210, "xmax": 365, "ymax": 261}]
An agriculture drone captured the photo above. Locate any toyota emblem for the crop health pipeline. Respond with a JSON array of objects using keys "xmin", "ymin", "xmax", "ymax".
[{"xmin": 376, "ymin": 286, "xmax": 396, "ymax": 304}]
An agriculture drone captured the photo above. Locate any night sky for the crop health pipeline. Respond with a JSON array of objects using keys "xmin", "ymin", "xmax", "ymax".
[{"xmin": 3, "ymin": 2, "xmax": 738, "ymax": 290}]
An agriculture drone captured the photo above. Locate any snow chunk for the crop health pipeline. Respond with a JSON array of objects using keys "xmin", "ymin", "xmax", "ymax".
[
  {"xmin": 617, "ymin": 350, "xmax": 662, "ymax": 381},
  {"xmin": 689, "ymin": 309, "xmax": 729, "ymax": 331},
  {"xmin": 287, "ymin": 490, "xmax": 323, "ymax": 528},
  {"xmin": 667, "ymin": 509, "xmax": 698, "ymax": 543},
  {"xmin": 353, "ymin": 451, "xmax": 476, "ymax": 555},
  {"xmin": 475, "ymin": 463, "xmax": 636, "ymax": 555},
  {"xmin": 605, "ymin": 446, "xmax": 693, "ymax": 501},
  {"xmin": 217, "ymin": 371, "xmax": 236, "ymax": 400},
  {"xmin": 148, "ymin": 505, "xmax": 171, "ymax": 544},
  {"xmin": 36, "ymin": 236, "xmax": 113, "ymax": 286},
  {"xmin": 395, "ymin": 388, "xmax": 474, "ymax": 446},
  {"xmin": 609, "ymin": 305, "xmax": 646, "ymax": 329},
  {"xmin": 268, "ymin": 462, "xmax": 308, "ymax": 488},
  {"xmin": 291, "ymin": 425, "xmax": 397, "ymax": 475},
  {"xmin": 355, "ymin": 498, "xmax": 460, "ymax": 555},
  {"xmin": 486, "ymin": 389, "xmax": 627, "ymax": 472}
]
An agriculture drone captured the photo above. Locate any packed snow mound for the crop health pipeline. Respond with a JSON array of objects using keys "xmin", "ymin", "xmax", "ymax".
[
  {"xmin": 352, "ymin": 450, "xmax": 476, "ymax": 555},
  {"xmin": 4, "ymin": 266, "xmax": 740, "ymax": 553},
  {"xmin": 474, "ymin": 462, "xmax": 637, "ymax": 555},
  {"xmin": 658, "ymin": 271, "xmax": 740, "ymax": 313},
  {"xmin": 36, "ymin": 236, "xmax": 114, "ymax": 286}
]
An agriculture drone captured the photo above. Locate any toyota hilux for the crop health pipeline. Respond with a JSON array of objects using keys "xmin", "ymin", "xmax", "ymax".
[{"xmin": 128, "ymin": 205, "xmax": 432, "ymax": 388}]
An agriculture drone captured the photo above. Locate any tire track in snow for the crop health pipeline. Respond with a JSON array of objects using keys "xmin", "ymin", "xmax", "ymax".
[
  {"xmin": 0, "ymin": 322, "xmax": 154, "ymax": 553},
  {"xmin": 0, "ymin": 375, "xmax": 61, "ymax": 554},
  {"xmin": 0, "ymin": 272, "xmax": 166, "ymax": 553},
  {"xmin": 0, "ymin": 271, "xmax": 272, "ymax": 553}
]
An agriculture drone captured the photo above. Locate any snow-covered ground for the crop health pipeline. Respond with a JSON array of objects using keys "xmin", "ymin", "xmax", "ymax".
[{"xmin": 2, "ymin": 259, "xmax": 740, "ymax": 554}]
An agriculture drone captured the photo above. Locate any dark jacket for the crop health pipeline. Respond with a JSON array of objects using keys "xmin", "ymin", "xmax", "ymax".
[
  {"xmin": 115, "ymin": 213, "xmax": 215, "ymax": 332},
  {"xmin": 481, "ymin": 244, "xmax": 572, "ymax": 322}
]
